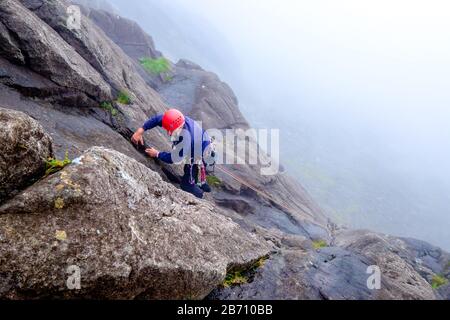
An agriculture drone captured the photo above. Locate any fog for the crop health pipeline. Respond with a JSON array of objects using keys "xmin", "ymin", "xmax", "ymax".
[{"xmin": 107, "ymin": 0, "xmax": 450, "ymax": 249}]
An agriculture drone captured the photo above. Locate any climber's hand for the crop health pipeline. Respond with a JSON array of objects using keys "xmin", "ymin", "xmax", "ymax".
[
  {"xmin": 131, "ymin": 128, "xmax": 145, "ymax": 145},
  {"xmin": 145, "ymin": 147, "xmax": 159, "ymax": 158}
]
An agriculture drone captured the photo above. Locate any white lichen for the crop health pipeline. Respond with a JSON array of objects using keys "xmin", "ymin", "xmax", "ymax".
[{"xmin": 72, "ymin": 155, "xmax": 84, "ymax": 165}]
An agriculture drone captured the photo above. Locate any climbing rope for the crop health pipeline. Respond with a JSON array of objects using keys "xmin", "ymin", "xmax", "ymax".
[
  {"xmin": 134, "ymin": 135, "xmax": 314, "ymax": 220},
  {"xmin": 215, "ymin": 165, "xmax": 315, "ymax": 220}
]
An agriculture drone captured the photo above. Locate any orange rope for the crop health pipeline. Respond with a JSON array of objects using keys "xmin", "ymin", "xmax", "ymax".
[{"xmin": 216, "ymin": 165, "xmax": 314, "ymax": 219}]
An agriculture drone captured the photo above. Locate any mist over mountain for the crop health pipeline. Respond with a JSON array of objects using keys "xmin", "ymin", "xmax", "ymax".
[
  {"xmin": 105, "ymin": 0, "xmax": 450, "ymax": 250},
  {"xmin": 105, "ymin": 0, "xmax": 450, "ymax": 248}
]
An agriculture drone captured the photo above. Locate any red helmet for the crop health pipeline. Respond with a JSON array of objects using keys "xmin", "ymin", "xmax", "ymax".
[{"xmin": 162, "ymin": 109, "xmax": 185, "ymax": 134}]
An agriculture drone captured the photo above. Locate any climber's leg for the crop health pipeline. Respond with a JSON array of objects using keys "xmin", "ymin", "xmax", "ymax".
[
  {"xmin": 180, "ymin": 164, "xmax": 204, "ymax": 199},
  {"xmin": 180, "ymin": 181, "xmax": 204, "ymax": 199}
]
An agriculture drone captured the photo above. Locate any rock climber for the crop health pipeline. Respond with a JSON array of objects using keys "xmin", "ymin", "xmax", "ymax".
[{"xmin": 131, "ymin": 108, "xmax": 214, "ymax": 199}]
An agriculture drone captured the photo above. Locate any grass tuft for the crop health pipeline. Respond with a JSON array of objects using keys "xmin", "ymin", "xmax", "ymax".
[
  {"xmin": 46, "ymin": 151, "xmax": 71, "ymax": 176},
  {"xmin": 312, "ymin": 240, "xmax": 328, "ymax": 250},
  {"xmin": 100, "ymin": 101, "xmax": 118, "ymax": 116},
  {"xmin": 116, "ymin": 90, "xmax": 132, "ymax": 105},
  {"xmin": 222, "ymin": 256, "xmax": 269, "ymax": 288},
  {"xmin": 223, "ymin": 271, "xmax": 248, "ymax": 288},
  {"xmin": 140, "ymin": 57, "xmax": 171, "ymax": 75},
  {"xmin": 206, "ymin": 175, "xmax": 222, "ymax": 188},
  {"xmin": 431, "ymin": 274, "xmax": 448, "ymax": 289}
]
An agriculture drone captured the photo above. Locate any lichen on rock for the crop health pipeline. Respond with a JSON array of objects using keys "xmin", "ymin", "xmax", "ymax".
[{"xmin": 0, "ymin": 147, "xmax": 271, "ymax": 299}]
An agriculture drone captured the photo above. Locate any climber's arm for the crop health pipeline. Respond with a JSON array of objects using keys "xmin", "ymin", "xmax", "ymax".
[
  {"xmin": 157, "ymin": 151, "xmax": 173, "ymax": 164},
  {"xmin": 131, "ymin": 114, "xmax": 163, "ymax": 145},
  {"xmin": 146, "ymin": 144, "xmax": 186, "ymax": 164},
  {"xmin": 143, "ymin": 114, "xmax": 163, "ymax": 131}
]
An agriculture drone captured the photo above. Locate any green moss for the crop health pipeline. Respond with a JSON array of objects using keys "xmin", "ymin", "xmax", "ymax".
[
  {"xmin": 100, "ymin": 101, "xmax": 118, "ymax": 116},
  {"xmin": 163, "ymin": 75, "xmax": 173, "ymax": 82},
  {"xmin": 222, "ymin": 256, "xmax": 269, "ymax": 288},
  {"xmin": 116, "ymin": 90, "xmax": 132, "ymax": 105},
  {"xmin": 206, "ymin": 175, "xmax": 222, "ymax": 188},
  {"xmin": 223, "ymin": 271, "xmax": 248, "ymax": 288},
  {"xmin": 312, "ymin": 240, "xmax": 328, "ymax": 250},
  {"xmin": 140, "ymin": 57, "xmax": 171, "ymax": 75},
  {"xmin": 46, "ymin": 151, "xmax": 71, "ymax": 176},
  {"xmin": 252, "ymin": 256, "xmax": 268, "ymax": 270},
  {"xmin": 431, "ymin": 274, "xmax": 448, "ymax": 289}
]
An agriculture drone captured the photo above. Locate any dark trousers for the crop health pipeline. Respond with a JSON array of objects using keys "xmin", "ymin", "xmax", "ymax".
[{"xmin": 180, "ymin": 164, "xmax": 211, "ymax": 199}]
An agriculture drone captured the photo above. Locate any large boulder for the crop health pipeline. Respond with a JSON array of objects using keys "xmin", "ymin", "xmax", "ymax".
[
  {"xmin": 0, "ymin": 147, "xmax": 270, "ymax": 299},
  {"xmin": 0, "ymin": 107, "xmax": 53, "ymax": 204}
]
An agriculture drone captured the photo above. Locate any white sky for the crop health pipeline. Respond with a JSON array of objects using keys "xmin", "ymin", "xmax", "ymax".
[
  {"xmin": 175, "ymin": 0, "xmax": 450, "ymax": 111},
  {"xmin": 171, "ymin": 0, "xmax": 450, "ymax": 170}
]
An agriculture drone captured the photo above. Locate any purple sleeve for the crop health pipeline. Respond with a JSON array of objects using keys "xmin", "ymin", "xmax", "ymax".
[
  {"xmin": 157, "ymin": 151, "xmax": 173, "ymax": 164},
  {"xmin": 143, "ymin": 114, "xmax": 163, "ymax": 131}
]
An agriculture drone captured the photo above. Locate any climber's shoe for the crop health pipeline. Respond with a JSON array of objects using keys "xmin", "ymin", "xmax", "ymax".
[
  {"xmin": 200, "ymin": 183, "xmax": 211, "ymax": 193},
  {"xmin": 180, "ymin": 180, "xmax": 204, "ymax": 199}
]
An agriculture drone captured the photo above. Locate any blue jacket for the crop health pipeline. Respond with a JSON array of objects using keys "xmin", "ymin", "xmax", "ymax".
[{"xmin": 143, "ymin": 114, "xmax": 211, "ymax": 164}]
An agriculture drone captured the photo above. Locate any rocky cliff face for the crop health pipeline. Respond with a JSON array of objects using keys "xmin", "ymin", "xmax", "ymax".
[
  {"xmin": 0, "ymin": 123, "xmax": 270, "ymax": 298},
  {"xmin": 0, "ymin": 0, "xmax": 448, "ymax": 299},
  {"xmin": 85, "ymin": 5, "xmax": 332, "ymax": 241}
]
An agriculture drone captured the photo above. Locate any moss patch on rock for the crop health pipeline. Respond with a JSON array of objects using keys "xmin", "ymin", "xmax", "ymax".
[
  {"xmin": 431, "ymin": 274, "xmax": 448, "ymax": 289},
  {"xmin": 222, "ymin": 256, "xmax": 269, "ymax": 288},
  {"xmin": 116, "ymin": 90, "xmax": 132, "ymax": 105},
  {"xmin": 140, "ymin": 57, "xmax": 171, "ymax": 75},
  {"xmin": 45, "ymin": 151, "xmax": 71, "ymax": 176},
  {"xmin": 100, "ymin": 101, "xmax": 118, "ymax": 116},
  {"xmin": 206, "ymin": 175, "xmax": 222, "ymax": 188},
  {"xmin": 312, "ymin": 240, "xmax": 328, "ymax": 250}
]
